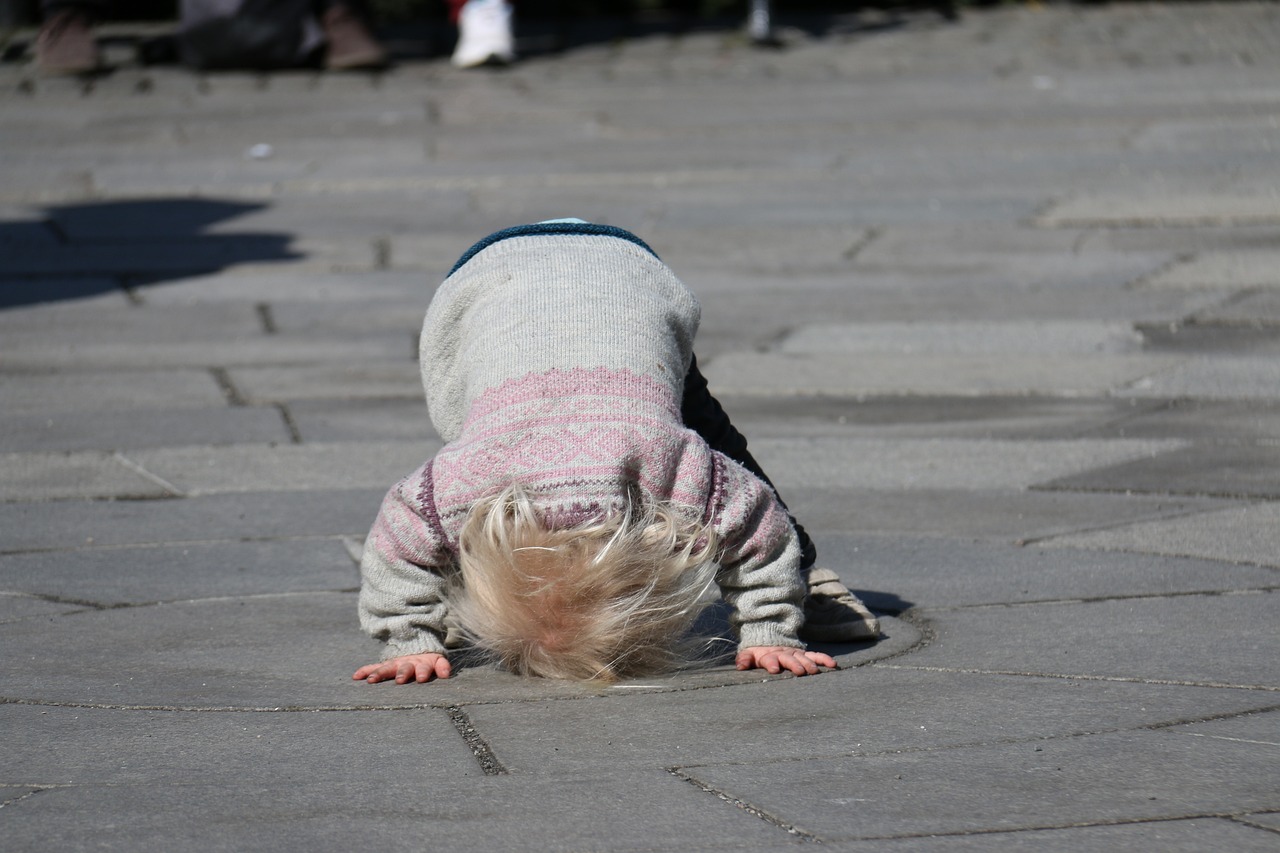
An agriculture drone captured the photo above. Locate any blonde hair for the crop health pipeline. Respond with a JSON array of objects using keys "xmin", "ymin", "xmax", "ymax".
[{"xmin": 450, "ymin": 483, "xmax": 721, "ymax": 682}]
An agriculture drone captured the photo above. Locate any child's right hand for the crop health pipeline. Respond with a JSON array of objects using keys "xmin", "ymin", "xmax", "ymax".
[{"xmin": 353, "ymin": 653, "xmax": 452, "ymax": 684}]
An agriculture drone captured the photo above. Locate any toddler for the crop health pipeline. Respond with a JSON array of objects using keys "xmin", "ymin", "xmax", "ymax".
[{"xmin": 354, "ymin": 221, "xmax": 879, "ymax": 685}]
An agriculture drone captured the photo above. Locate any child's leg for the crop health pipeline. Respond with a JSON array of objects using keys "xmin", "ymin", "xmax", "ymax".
[{"xmin": 681, "ymin": 354, "xmax": 817, "ymax": 572}]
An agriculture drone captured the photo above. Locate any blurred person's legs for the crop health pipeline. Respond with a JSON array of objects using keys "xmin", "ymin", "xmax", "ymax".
[
  {"xmin": 36, "ymin": 0, "xmax": 107, "ymax": 74},
  {"xmin": 448, "ymin": 0, "xmax": 514, "ymax": 69}
]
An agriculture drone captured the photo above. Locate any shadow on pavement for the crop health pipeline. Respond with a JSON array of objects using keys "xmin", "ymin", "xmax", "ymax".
[{"xmin": 0, "ymin": 198, "xmax": 301, "ymax": 310}]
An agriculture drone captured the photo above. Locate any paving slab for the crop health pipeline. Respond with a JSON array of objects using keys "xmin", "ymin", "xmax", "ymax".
[
  {"xmin": 0, "ymin": 369, "xmax": 228, "ymax": 415},
  {"xmin": 704, "ymin": 351, "xmax": 1181, "ymax": 397},
  {"xmin": 722, "ymin": 394, "xmax": 1161, "ymax": 441},
  {"xmin": 898, "ymin": 591, "xmax": 1278, "ymax": 689},
  {"xmin": 122, "ymin": 440, "xmax": 440, "ymax": 496},
  {"xmin": 0, "ymin": 406, "xmax": 290, "ymax": 453},
  {"xmin": 812, "ymin": 534, "xmax": 1279, "ymax": 613},
  {"xmin": 1039, "ymin": 443, "xmax": 1280, "ymax": 500},
  {"xmin": 0, "ymin": 336, "xmax": 410, "ymax": 370},
  {"xmin": 778, "ymin": 321, "xmax": 1146, "ymax": 356},
  {"xmin": 746, "ymin": 437, "xmax": 1187, "ymax": 492},
  {"xmin": 464, "ymin": 667, "xmax": 1277, "ymax": 775},
  {"xmin": 0, "ymin": 489, "xmax": 385, "ymax": 553},
  {"xmin": 133, "ymin": 269, "xmax": 431, "ymax": 304},
  {"xmin": 827, "ymin": 819, "xmax": 1280, "ymax": 852},
  {"xmin": 0, "ymin": 450, "xmax": 172, "ymax": 502},
  {"xmin": 285, "ymin": 399, "xmax": 435, "ymax": 442},
  {"xmin": 0, "ymin": 538, "xmax": 358, "ymax": 606},
  {"xmin": 1191, "ymin": 289, "xmax": 1280, "ymax": 328},
  {"xmin": 1037, "ymin": 193, "xmax": 1280, "ymax": 228},
  {"xmin": 787, "ymin": 488, "xmax": 1232, "ymax": 544},
  {"xmin": 0, "ymin": 770, "xmax": 789, "ymax": 853},
  {"xmin": 1142, "ymin": 250, "xmax": 1280, "ymax": 289},
  {"xmin": 0, "ymin": 703, "xmax": 475, "ymax": 787},
  {"xmin": 228, "ymin": 361, "xmax": 421, "ymax": 404},
  {"xmin": 686, "ymin": 729, "xmax": 1280, "ymax": 842},
  {"xmin": 1041, "ymin": 502, "xmax": 1280, "ymax": 570},
  {"xmin": 1115, "ymin": 356, "xmax": 1280, "ymax": 401},
  {"xmin": 1071, "ymin": 399, "xmax": 1280, "ymax": 441},
  {"xmin": 1242, "ymin": 813, "xmax": 1280, "ymax": 833}
]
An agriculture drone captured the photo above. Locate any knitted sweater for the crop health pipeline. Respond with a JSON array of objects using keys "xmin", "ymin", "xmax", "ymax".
[{"xmin": 358, "ymin": 223, "xmax": 805, "ymax": 659}]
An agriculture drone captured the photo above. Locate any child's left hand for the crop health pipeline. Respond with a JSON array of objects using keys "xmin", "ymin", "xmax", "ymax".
[{"xmin": 736, "ymin": 646, "xmax": 837, "ymax": 676}]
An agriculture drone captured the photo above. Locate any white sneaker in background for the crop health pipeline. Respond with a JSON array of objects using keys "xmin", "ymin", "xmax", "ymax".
[{"xmin": 452, "ymin": 0, "xmax": 516, "ymax": 69}]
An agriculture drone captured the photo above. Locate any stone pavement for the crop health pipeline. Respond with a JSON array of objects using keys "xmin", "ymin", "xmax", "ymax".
[{"xmin": 2, "ymin": 3, "xmax": 1279, "ymax": 849}]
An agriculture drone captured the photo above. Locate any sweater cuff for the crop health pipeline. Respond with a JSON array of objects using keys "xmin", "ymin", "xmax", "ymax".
[
  {"xmin": 737, "ymin": 619, "xmax": 805, "ymax": 651},
  {"xmin": 383, "ymin": 632, "xmax": 448, "ymax": 660}
]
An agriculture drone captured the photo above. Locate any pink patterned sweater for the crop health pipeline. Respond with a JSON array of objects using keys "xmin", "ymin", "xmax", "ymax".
[{"xmin": 358, "ymin": 224, "xmax": 805, "ymax": 659}]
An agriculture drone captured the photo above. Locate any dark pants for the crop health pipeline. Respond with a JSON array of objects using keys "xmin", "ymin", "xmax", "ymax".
[
  {"xmin": 40, "ymin": 0, "xmax": 359, "ymax": 16},
  {"xmin": 681, "ymin": 354, "xmax": 817, "ymax": 573}
]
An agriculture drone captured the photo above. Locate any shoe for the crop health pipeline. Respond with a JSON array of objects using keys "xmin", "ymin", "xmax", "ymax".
[
  {"xmin": 799, "ymin": 568, "xmax": 881, "ymax": 643},
  {"xmin": 451, "ymin": 0, "xmax": 515, "ymax": 69},
  {"xmin": 322, "ymin": 4, "xmax": 388, "ymax": 70},
  {"xmin": 35, "ymin": 8, "xmax": 100, "ymax": 75}
]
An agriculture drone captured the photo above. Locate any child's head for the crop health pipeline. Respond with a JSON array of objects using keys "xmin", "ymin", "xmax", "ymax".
[{"xmin": 451, "ymin": 483, "xmax": 720, "ymax": 682}]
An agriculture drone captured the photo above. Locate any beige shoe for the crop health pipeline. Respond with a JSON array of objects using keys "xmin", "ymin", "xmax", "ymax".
[
  {"xmin": 322, "ymin": 3, "xmax": 387, "ymax": 70},
  {"xmin": 35, "ymin": 8, "xmax": 100, "ymax": 75},
  {"xmin": 800, "ymin": 568, "xmax": 881, "ymax": 643}
]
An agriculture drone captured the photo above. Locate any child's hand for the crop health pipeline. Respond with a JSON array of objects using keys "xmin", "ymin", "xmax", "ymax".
[
  {"xmin": 736, "ymin": 646, "xmax": 837, "ymax": 676},
  {"xmin": 353, "ymin": 653, "xmax": 452, "ymax": 684}
]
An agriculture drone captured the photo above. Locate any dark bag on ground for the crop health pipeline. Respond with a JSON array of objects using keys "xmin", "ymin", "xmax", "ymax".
[{"xmin": 179, "ymin": 0, "xmax": 323, "ymax": 70}]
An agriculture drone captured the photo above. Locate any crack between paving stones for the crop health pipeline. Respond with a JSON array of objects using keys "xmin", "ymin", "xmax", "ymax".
[
  {"xmin": 873, "ymin": 664, "xmax": 1280, "ymax": 693},
  {"xmin": 444, "ymin": 705, "xmax": 508, "ymax": 775},
  {"xmin": 841, "ymin": 225, "xmax": 882, "ymax": 262},
  {"xmin": 668, "ymin": 768, "xmax": 821, "ymax": 842},
  {"xmin": 0, "ymin": 787, "xmax": 63, "ymax": 810},
  {"xmin": 830, "ymin": 812, "xmax": 1276, "ymax": 843},
  {"xmin": 917, "ymin": 587, "xmax": 1278, "ymax": 613},
  {"xmin": 670, "ymin": 703, "xmax": 1280, "ymax": 772},
  {"xmin": 1232, "ymin": 815, "xmax": 1280, "ymax": 836},
  {"xmin": 0, "ymin": 532, "xmax": 366, "ymax": 557},
  {"xmin": 254, "ymin": 302, "xmax": 278, "ymax": 334},
  {"xmin": 209, "ymin": 366, "xmax": 247, "ymax": 406},
  {"xmin": 111, "ymin": 452, "xmax": 186, "ymax": 498},
  {"xmin": 274, "ymin": 403, "xmax": 304, "ymax": 444},
  {"xmin": 1029, "ymin": 480, "xmax": 1279, "ymax": 502},
  {"xmin": 15, "ymin": 587, "xmax": 359, "ymax": 616}
]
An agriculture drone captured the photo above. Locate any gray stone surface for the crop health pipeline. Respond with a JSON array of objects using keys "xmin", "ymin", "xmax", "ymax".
[
  {"xmin": 0, "ymin": 489, "xmax": 385, "ymax": 553},
  {"xmin": 1041, "ymin": 502, "xmax": 1280, "ymax": 570},
  {"xmin": 0, "ymin": 538, "xmax": 358, "ymax": 606},
  {"xmin": 124, "ymin": 440, "xmax": 440, "ymax": 495},
  {"xmin": 688, "ymin": 729, "xmax": 1279, "ymax": 841},
  {"xmin": 899, "ymin": 592, "xmax": 1278, "ymax": 688},
  {"xmin": 2, "ymin": 3, "xmax": 1277, "ymax": 849},
  {"xmin": 1040, "ymin": 443, "xmax": 1280, "ymax": 500},
  {"xmin": 829, "ymin": 820, "xmax": 1280, "ymax": 852},
  {"xmin": 0, "ymin": 406, "xmax": 291, "ymax": 453},
  {"xmin": 1143, "ymin": 251, "xmax": 1280, "ymax": 289},
  {"xmin": 788, "ymin": 488, "xmax": 1231, "ymax": 543},
  {"xmin": 814, "ymin": 534, "xmax": 1280, "ymax": 611},
  {"xmin": 748, "ymin": 437, "xmax": 1187, "ymax": 491}
]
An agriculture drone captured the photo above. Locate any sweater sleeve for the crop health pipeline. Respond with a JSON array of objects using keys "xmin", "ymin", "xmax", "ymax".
[
  {"xmin": 709, "ymin": 454, "xmax": 806, "ymax": 650},
  {"xmin": 357, "ymin": 463, "xmax": 456, "ymax": 659}
]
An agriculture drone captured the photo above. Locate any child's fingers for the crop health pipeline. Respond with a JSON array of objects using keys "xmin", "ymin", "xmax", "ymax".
[
  {"xmin": 806, "ymin": 651, "xmax": 838, "ymax": 670},
  {"xmin": 780, "ymin": 652, "xmax": 819, "ymax": 676}
]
